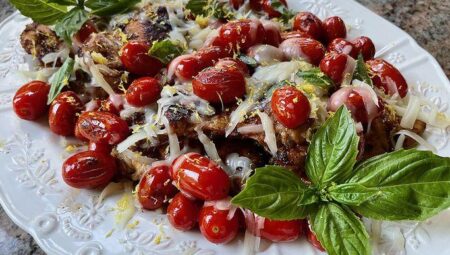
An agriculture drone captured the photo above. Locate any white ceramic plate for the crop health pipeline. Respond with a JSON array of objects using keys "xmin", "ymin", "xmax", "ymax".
[{"xmin": 1, "ymin": 0, "xmax": 450, "ymax": 254}]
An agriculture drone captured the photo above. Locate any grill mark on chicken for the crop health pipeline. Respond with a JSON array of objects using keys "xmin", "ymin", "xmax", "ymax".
[
  {"xmin": 124, "ymin": 6, "xmax": 172, "ymax": 43},
  {"xmin": 20, "ymin": 23, "xmax": 63, "ymax": 61}
]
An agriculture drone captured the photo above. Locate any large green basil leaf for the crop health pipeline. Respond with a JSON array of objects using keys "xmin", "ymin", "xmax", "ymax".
[
  {"xmin": 310, "ymin": 203, "xmax": 371, "ymax": 255},
  {"xmin": 329, "ymin": 149, "xmax": 450, "ymax": 221},
  {"xmin": 231, "ymin": 166, "xmax": 319, "ymax": 220},
  {"xmin": 10, "ymin": 0, "xmax": 68, "ymax": 25},
  {"xmin": 54, "ymin": 7, "xmax": 88, "ymax": 43},
  {"xmin": 305, "ymin": 106, "xmax": 359, "ymax": 188},
  {"xmin": 86, "ymin": 0, "xmax": 139, "ymax": 16}
]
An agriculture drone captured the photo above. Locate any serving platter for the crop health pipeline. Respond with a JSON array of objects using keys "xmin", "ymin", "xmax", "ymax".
[{"xmin": 1, "ymin": 0, "xmax": 450, "ymax": 254}]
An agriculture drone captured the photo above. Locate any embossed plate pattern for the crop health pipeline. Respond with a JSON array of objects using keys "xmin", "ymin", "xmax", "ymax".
[{"xmin": 1, "ymin": 0, "xmax": 450, "ymax": 254}]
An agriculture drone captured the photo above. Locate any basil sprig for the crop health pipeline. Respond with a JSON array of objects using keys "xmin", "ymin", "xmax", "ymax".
[
  {"xmin": 10, "ymin": 0, "xmax": 139, "ymax": 43},
  {"xmin": 297, "ymin": 67, "xmax": 334, "ymax": 89},
  {"xmin": 232, "ymin": 106, "xmax": 450, "ymax": 255},
  {"xmin": 269, "ymin": 0, "xmax": 295, "ymax": 24},
  {"xmin": 353, "ymin": 54, "xmax": 373, "ymax": 86},
  {"xmin": 47, "ymin": 57, "xmax": 74, "ymax": 104}
]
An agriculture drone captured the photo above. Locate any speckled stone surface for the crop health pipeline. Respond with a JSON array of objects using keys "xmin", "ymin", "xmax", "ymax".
[{"xmin": 0, "ymin": 0, "xmax": 449, "ymax": 254}]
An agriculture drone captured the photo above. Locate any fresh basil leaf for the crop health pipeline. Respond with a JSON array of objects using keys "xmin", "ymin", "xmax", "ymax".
[
  {"xmin": 310, "ymin": 203, "xmax": 371, "ymax": 255},
  {"xmin": 353, "ymin": 54, "xmax": 373, "ymax": 86},
  {"xmin": 47, "ymin": 0, "xmax": 78, "ymax": 6},
  {"xmin": 86, "ymin": 0, "xmax": 139, "ymax": 16},
  {"xmin": 186, "ymin": 0, "xmax": 234, "ymax": 19},
  {"xmin": 238, "ymin": 54, "xmax": 258, "ymax": 68},
  {"xmin": 270, "ymin": 0, "xmax": 294, "ymax": 24},
  {"xmin": 329, "ymin": 149, "xmax": 450, "ymax": 221},
  {"xmin": 54, "ymin": 7, "xmax": 89, "ymax": 44},
  {"xmin": 47, "ymin": 57, "xmax": 75, "ymax": 104},
  {"xmin": 186, "ymin": 0, "xmax": 208, "ymax": 16},
  {"xmin": 10, "ymin": 0, "xmax": 68, "ymax": 25},
  {"xmin": 297, "ymin": 68, "xmax": 333, "ymax": 89},
  {"xmin": 149, "ymin": 39, "xmax": 184, "ymax": 65},
  {"xmin": 306, "ymin": 106, "xmax": 359, "ymax": 188},
  {"xmin": 231, "ymin": 166, "xmax": 319, "ymax": 220}
]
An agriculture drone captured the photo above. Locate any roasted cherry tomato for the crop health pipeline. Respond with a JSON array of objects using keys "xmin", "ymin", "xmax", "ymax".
[
  {"xmin": 322, "ymin": 16, "xmax": 347, "ymax": 42},
  {"xmin": 76, "ymin": 111, "xmax": 129, "ymax": 145},
  {"xmin": 172, "ymin": 55, "xmax": 202, "ymax": 80},
  {"xmin": 99, "ymin": 99, "xmax": 121, "ymax": 115},
  {"xmin": 327, "ymin": 38, "xmax": 359, "ymax": 59},
  {"xmin": 167, "ymin": 193, "xmax": 202, "ymax": 231},
  {"xmin": 171, "ymin": 153, "xmax": 230, "ymax": 201},
  {"xmin": 271, "ymin": 86, "xmax": 311, "ymax": 129},
  {"xmin": 262, "ymin": 20, "xmax": 282, "ymax": 46},
  {"xmin": 262, "ymin": 0, "xmax": 287, "ymax": 18},
  {"xmin": 126, "ymin": 77, "xmax": 161, "ymax": 107},
  {"xmin": 214, "ymin": 19, "xmax": 266, "ymax": 51},
  {"xmin": 49, "ymin": 91, "xmax": 83, "ymax": 136},
  {"xmin": 193, "ymin": 66, "xmax": 246, "ymax": 105},
  {"xmin": 199, "ymin": 204, "xmax": 239, "ymax": 244},
  {"xmin": 62, "ymin": 151, "xmax": 117, "ymax": 189},
  {"xmin": 229, "ymin": 0, "xmax": 244, "ymax": 9},
  {"xmin": 279, "ymin": 38, "xmax": 325, "ymax": 66},
  {"xmin": 366, "ymin": 59, "xmax": 408, "ymax": 98},
  {"xmin": 293, "ymin": 12, "xmax": 324, "ymax": 41},
  {"xmin": 13, "ymin": 81, "xmax": 50, "ymax": 121},
  {"xmin": 319, "ymin": 52, "xmax": 350, "ymax": 85},
  {"xmin": 138, "ymin": 165, "xmax": 177, "ymax": 210},
  {"xmin": 281, "ymin": 31, "xmax": 314, "ymax": 40},
  {"xmin": 120, "ymin": 41, "xmax": 163, "ymax": 76},
  {"xmin": 88, "ymin": 142, "xmax": 112, "ymax": 154},
  {"xmin": 306, "ymin": 222, "xmax": 325, "ymax": 252},
  {"xmin": 249, "ymin": 0, "xmax": 263, "ymax": 11},
  {"xmin": 215, "ymin": 58, "xmax": 249, "ymax": 76},
  {"xmin": 352, "ymin": 36, "xmax": 376, "ymax": 60},
  {"xmin": 74, "ymin": 21, "xmax": 97, "ymax": 43},
  {"xmin": 260, "ymin": 219, "xmax": 303, "ymax": 242},
  {"xmin": 197, "ymin": 46, "xmax": 233, "ymax": 67}
]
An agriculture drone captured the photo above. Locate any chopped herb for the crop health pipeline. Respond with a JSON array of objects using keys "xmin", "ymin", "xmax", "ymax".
[
  {"xmin": 186, "ymin": 0, "xmax": 234, "ymax": 20},
  {"xmin": 47, "ymin": 57, "xmax": 75, "ymax": 104},
  {"xmin": 149, "ymin": 39, "xmax": 185, "ymax": 65},
  {"xmin": 238, "ymin": 54, "xmax": 258, "ymax": 68},
  {"xmin": 297, "ymin": 68, "xmax": 333, "ymax": 89},
  {"xmin": 353, "ymin": 54, "xmax": 373, "ymax": 86},
  {"xmin": 270, "ymin": 0, "xmax": 295, "ymax": 24}
]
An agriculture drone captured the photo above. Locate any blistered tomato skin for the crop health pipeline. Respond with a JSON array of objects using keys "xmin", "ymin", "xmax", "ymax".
[
  {"xmin": 307, "ymin": 223, "xmax": 325, "ymax": 252},
  {"xmin": 126, "ymin": 77, "xmax": 161, "ymax": 107},
  {"xmin": 260, "ymin": 219, "xmax": 303, "ymax": 242},
  {"xmin": 262, "ymin": 0, "xmax": 287, "ymax": 18},
  {"xmin": 88, "ymin": 142, "xmax": 112, "ymax": 154},
  {"xmin": 120, "ymin": 41, "xmax": 163, "ymax": 76},
  {"xmin": 199, "ymin": 205, "xmax": 239, "ymax": 244},
  {"xmin": 215, "ymin": 58, "xmax": 249, "ymax": 76},
  {"xmin": 279, "ymin": 38, "xmax": 326, "ymax": 66},
  {"xmin": 74, "ymin": 21, "xmax": 97, "ymax": 43},
  {"xmin": 215, "ymin": 19, "xmax": 266, "ymax": 51},
  {"xmin": 319, "ymin": 52, "xmax": 349, "ymax": 85},
  {"xmin": 175, "ymin": 56, "xmax": 203, "ymax": 80},
  {"xmin": 62, "ymin": 151, "xmax": 117, "ymax": 189},
  {"xmin": 76, "ymin": 111, "xmax": 130, "ymax": 145},
  {"xmin": 49, "ymin": 91, "xmax": 83, "ymax": 136},
  {"xmin": 167, "ymin": 193, "xmax": 202, "ymax": 231},
  {"xmin": 366, "ymin": 59, "xmax": 408, "ymax": 98},
  {"xmin": 171, "ymin": 152, "xmax": 230, "ymax": 201},
  {"xmin": 352, "ymin": 36, "xmax": 376, "ymax": 60},
  {"xmin": 138, "ymin": 165, "xmax": 177, "ymax": 210},
  {"xmin": 281, "ymin": 31, "xmax": 314, "ymax": 40},
  {"xmin": 193, "ymin": 66, "xmax": 246, "ymax": 105},
  {"xmin": 327, "ymin": 38, "xmax": 359, "ymax": 59},
  {"xmin": 13, "ymin": 81, "xmax": 50, "ymax": 121},
  {"xmin": 249, "ymin": 0, "xmax": 263, "ymax": 11},
  {"xmin": 271, "ymin": 86, "xmax": 311, "ymax": 129},
  {"xmin": 262, "ymin": 20, "xmax": 282, "ymax": 47},
  {"xmin": 293, "ymin": 12, "xmax": 324, "ymax": 41},
  {"xmin": 322, "ymin": 16, "xmax": 347, "ymax": 42}
]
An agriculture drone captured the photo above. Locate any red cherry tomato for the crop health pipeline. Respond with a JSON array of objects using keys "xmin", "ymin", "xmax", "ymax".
[
  {"xmin": 262, "ymin": 21, "xmax": 282, "ymax": 47},
  {"xmin": 322, "ymin": 16, "xmax": 347, "ymax": 42},
  {"xmin": 366, "ymin": 59, "xmax": 408, "ymax": 98},
  {"xmin": 138, "ymin": 165, "xmax": 177, "ymax": 210},
  {"xmin": 167, "ymin": 193, "xmax": 202, "ymax": 231},
  {"xmin": 174, "ymin": 55, "xmax": 203, "ymax": 80},
  {"xmin": 327, "ymin": 38, "xmax": 359, "ymax": 58},
  {"xmin": 49, "ymin": 91, "xmax": 83, "ymax": 136},
  {"xmin": 99, "ymin": 99, "xmax": 121, "ymax": 115},
  {"xmin": 215, "ymin": 58, "xmax": 249, "ymax": 76},
  {"xmin": 260, "ymin": 219, "xmax": 303, "ymax": 242},
  {"xmin": 281, "ymin": 31, "xmax": 314, "ymax": 40},
  {"xmin": 306, "ymin": 223, "xmax": 325, "ymax": 252},
  {"xmin": 75, "ymin": 123, "xmax": 88, "ymax": 141},
  {"xmin": 352, "ymin": 36, "xmax": 375, "ymax": 60},
  {"xmin": 74, "ymin": 21, "xmax": 97, "ymax": 43},
  {"xmin": 88, "ymin": 142, "xmax": 112, "ymax": 154},
  {"xmin": 199, "ymin": 204, "xmax": 239, "ymax": 244},
  {"xmin": 13, "ymin": 81, "xmax": 50, "ymax": 121},
  {"xmin": 126, "ymin": 77, "xmax": 161, "ymax": 107},
  {"xmin": 171, "ymin": 152, "xmax": 230, "ymax": 201},
  {"xmin": 229, "ymin": 0, "xmax": 244, "ymax": 9},
  {"xmin": 279, "ymin": 38, "xmax": 325, "ymax": 66},
  {"xmin": 193, "ymin": 66, "xmax": 246, "ymax": 105},
  {"xmin": 346, "ymin": 90, "xmax": 370, "ymax": 124},
  {"xmin": 214, "ymin": 19, "xmax": 266, "ymax": 51},
  {"xmin": 249, "ymin": 0, "xmax": 263, "ymax": 11},
  {"xmin": 319, "ymin": 52, "xmax": 350, "ymax": 85},
  {"xmin": 262, "ymin": 0, "xmax": 287, "ymax": 18},
  {"xmin": 62, "ymin": 151, "xmax": 117, "ymax": 189},
  {"xmin": 120, "ymin": 41, "xmax": 163, "ymax": 76},
  {"xmin": 293, "ymin": 12, "xmax": 324, "ymax": 41},
  {"xmin": 76, "ymin": 111, "xmax": 130, "ymax": 145},
  {"xmin": 271, "ymin": 86, "xmax": 311, "ymax": 129}
]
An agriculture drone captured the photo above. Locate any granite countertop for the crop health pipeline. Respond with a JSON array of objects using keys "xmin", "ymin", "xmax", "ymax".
[{"xmin": 0, "ymin": 0, "xmax": 449, "ymax": 254}]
